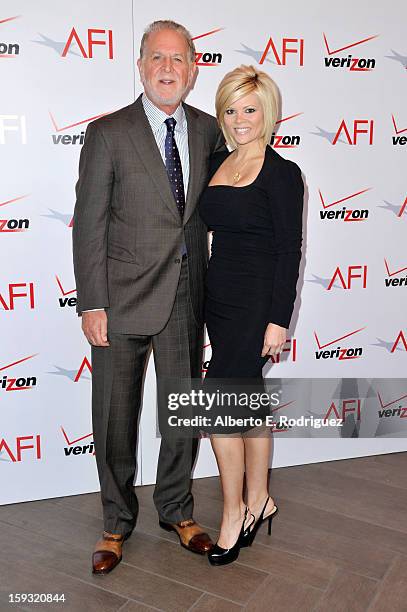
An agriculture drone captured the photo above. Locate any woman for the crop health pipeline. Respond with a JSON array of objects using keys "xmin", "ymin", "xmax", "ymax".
[{"xmin": 198, "ymin": 65, "xmax": 304, "ymax": 566}]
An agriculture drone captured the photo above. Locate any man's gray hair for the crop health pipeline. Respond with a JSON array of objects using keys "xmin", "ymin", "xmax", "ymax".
[{"xmin": 139, "ymin": 20, "xmax": 196, "ymax": 63}]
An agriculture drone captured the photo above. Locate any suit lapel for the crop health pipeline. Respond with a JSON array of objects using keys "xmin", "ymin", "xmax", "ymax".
[
  {"xmin": 183, "ymin": 103, "xmax": 204, "ymax": 224},
  {"xmin": 125, "ymin": 95, "xmax": 180, "ymax": 222}
]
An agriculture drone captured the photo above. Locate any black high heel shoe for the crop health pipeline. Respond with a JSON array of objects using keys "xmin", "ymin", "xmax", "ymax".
[
  {"xmin": 239, "ymin": 496, "xmax": 278, "ymax": 548},
  {"xmin": 208, "ymin": 508, "xmax": 250, "ymax": 566}
]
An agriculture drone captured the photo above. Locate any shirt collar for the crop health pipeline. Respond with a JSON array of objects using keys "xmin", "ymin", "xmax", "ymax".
[{"xmin": 142, "ymin": 93, "xmax": 187, "ymax": 135}]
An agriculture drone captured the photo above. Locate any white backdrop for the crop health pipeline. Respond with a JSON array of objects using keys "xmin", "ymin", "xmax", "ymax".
[{"xmin": 1, "ymin": 0, "xmax": 406, "ymax": 503}]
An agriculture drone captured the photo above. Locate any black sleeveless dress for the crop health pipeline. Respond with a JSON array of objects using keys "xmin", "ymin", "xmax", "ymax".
[{"xmin": 198, "ymin": 145, "xmax": 303, "ymax": 383}]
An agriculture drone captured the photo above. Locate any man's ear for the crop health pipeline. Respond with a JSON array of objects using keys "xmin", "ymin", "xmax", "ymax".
[{"xmin": 189, "ymin": 61, "xmax": 197, "ymax": 83}]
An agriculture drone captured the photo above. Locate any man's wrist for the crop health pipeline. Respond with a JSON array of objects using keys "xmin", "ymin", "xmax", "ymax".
[{"xmin": 82, "ymin": 308, "xmax": 105, "ymax": 312}]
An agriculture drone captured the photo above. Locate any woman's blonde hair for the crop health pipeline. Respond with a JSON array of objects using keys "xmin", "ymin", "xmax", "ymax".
[{"xmin": 215, "ymin": 65, "xmax": 279, "ymax": 149}]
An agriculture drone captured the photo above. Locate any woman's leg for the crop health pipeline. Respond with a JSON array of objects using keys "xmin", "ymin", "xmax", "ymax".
[
  {"xmin": 210, "ymin": 435, "xmax": 248, "ymax": 548},
  {"xmin": 243, "ymin": 430, "xmax": 275, "ymax": 520}
]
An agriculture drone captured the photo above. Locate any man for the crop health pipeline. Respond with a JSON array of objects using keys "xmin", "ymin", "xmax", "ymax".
[{"xmin": 72, "ymin": 20, "xmax": 224, "ymax": 574}]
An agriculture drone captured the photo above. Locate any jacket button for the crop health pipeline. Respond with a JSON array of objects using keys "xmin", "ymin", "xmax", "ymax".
[{"xmin": 174, "ymin": 258, "xmax": 181, "ymax": 264}]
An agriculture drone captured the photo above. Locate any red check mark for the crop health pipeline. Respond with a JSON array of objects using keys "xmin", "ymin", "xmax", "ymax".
[
  {"xmin": 60, "ymin": 426, "xmax": 93, "ymax": 446},
  {"xmin": 0, "ymin": 195, "xmax": 28, "ymax": 208},
  {"xmin": 384, "ymin": 258, "xmax": 407, "ymax": 277},
  {"xmin": 392, "ymin": 114, "xmax": 407, "ymax": 135},
  {"xmin": 318, "ymin": 187, "xmax": 371, "ymax": 210},
  {"xmin": 323, "ymin": 33, "xmax": 379, "ymax": 55},
  {"xmin": 192, "ymin": 28, "xmax": 224, "ymax": 41},
  {"xmin": 314, "ymin": 327, "xmax": 366, "ymax": 349},
  {"xmin": 49, "ymin": 111, "xmax": 112, "ymax": 132},
  {"xmin": 0, "ymin": 354, "xmax": 38, "ymax": 373},
  {"xmin": 377, "ymin": 391, "xmax": 407, "ymax": 409},
  {"xmin": 55, "ymin": 275, "xmax": 76, "ymax": 296},
  {"xmin": 276, "ymin": 112, "xmax": 304, "ymax": 125},
  {"xmin": 0, "ymin": 16, "xmax": 20, "ymax": 25}
]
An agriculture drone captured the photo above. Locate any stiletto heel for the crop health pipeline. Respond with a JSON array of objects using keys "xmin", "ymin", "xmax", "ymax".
[
  {"xmin": 208, "ymin": 508, "xmax": 249, "ymax": 566},
  {"xmin": 239, "ymin": 496, "xmax": 278, "ymax": 548}
]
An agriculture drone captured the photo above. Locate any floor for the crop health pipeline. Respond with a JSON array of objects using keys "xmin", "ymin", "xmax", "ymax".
[{"xmin": 1, "ymin": 452, "xmax": 407, "ymax": 611}]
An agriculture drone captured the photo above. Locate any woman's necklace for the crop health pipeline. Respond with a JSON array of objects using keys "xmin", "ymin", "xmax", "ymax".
[
  {"xmin": 231, "ymin": 155, "xmax": 243, "ymax": 183},
  {"xmin": 230, "ymin": 148, "xmax": 263, "ymax": 184}
]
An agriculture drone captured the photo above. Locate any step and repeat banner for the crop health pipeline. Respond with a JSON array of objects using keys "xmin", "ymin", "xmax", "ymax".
[{"xmin": 1, "ymin": 0, "xmax": 406, "ymax": 502}]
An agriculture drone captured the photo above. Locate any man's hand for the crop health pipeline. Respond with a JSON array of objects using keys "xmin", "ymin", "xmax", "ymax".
[
  {"xmin": 81, "ymin": 310, "xmax": 110, "ymax": 346},
  {"xmin": 261, "ymin": 323, "xmax": 286, "ymax": 357}
]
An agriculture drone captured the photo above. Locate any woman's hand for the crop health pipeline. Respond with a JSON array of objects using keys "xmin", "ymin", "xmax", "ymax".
[{"xmin": 261, "ymin": 323, "xmax": 286, "ymax": 357}]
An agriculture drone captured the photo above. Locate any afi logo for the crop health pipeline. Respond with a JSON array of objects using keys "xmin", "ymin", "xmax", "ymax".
[
  {"xmin": 391, "ymin": 331, "xmax": 407, "ymax": 353},
  {"xmin": 75, "ymin": 357, "xmax": 92, "ymax": 381},
  {"xmin": 314, "ymin": 327, "xmax": 365, "ymax": 360},
  {"xmin": 381, "ymin": 195, "xmax": 407, "ymax": 219},
  {"xmin": 327, "ymin": 265, "xmax": 368, "ymax": 290},
  {"xmin": 271, "ymin": 112, "xmax": 303, "ymax": 148},
  {"xmin": 397, "ymin": 197, "xmax": 407, "ymax": 218},
  {"xmin": 269, "ymin": 338, "xmax": 297, "ymax": 363},
  {"xmin": 391, "ymin": 114, "xmax": 407, "ymax": 146},
  {"xmin": 384, "ymin": 258, "xmax": 407, "ymax": 288},
  {"xmin": 62, "ymin": 27, "xmax": 113, "ymax": 59},
  {"xmin": 318, "ymin": 187, "xmax": 370, "ymax": 221},
  {"xmin": 56, "ymin": 275, "xmax": 77, "ymax": 308},
  {"xmin": 192, "ymin": 28, "xmax": 223, "ymax": 66},
  {"xmin": 0, "ymin": 115, "xmax": 26, "ymax": 144},
  {"xmin": 325, "ymin": 398, "xmax": 362, "ymax": 421},
  {"xmin": 323, "ymin": 32, "xmax": 378, "ymax": 71},
  {"xmin": 0, "ymin": 353, "xmax": 38, "ymax": 392},
  {"xmin": 333, "ymin": 119, "xmax": 374, "ymax": 145},
  {"xmin": 0, "ymin": 282, "xmax": 35, "ymax": 310},
  {"xmin": 260, "ymin": 36, "xmax": 304, "ymax": 66},
  {"xmin": 0, "ymin": 194, "xmax": 30, "ymax": 232},
  {"xmin": 0, "ymin": 435, "xmax": 41, "ymax": 462}
]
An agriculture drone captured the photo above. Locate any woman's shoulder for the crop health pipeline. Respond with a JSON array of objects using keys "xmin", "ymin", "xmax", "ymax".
[
  {"xmin": 265, "ymin": 145, "xmax": 301, "ymax": 172},
  {"xmin": 263, "ymin": 145, "xmax": 303, "ymax": 188},
  {"xmin": 262, "ymin": 146, "xmax": 303, "ymax": 199}
]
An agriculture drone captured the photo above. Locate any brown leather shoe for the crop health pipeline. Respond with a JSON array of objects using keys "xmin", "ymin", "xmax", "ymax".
[
  {"xmin": 159, "ymin": 519, "xmax": 213, "ymax": 554},
  {"xmin": 92, "ymin": 531, "xmax": 126, "ymax": 575}
]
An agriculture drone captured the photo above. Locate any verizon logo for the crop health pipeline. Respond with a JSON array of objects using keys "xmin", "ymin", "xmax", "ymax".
[
  {"xmin": 391, "ymin": 114, "xmax": 407, "ymax": 146},
  {"xmin": 384, "ymin": 258, "xmax": 407, "ymax": 288},
  {"xmin": 318, "ymin": 187, "xmax": 370, "ymax": 221},
  {"xmin": 323, "ymin": 33, "xmax": 378, "ymax": 71},
  {"xmin": 314, "ymin": 327, "xmax": 365, "ymax": 360}
]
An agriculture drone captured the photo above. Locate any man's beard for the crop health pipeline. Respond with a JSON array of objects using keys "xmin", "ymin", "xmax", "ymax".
[{"xmin": 143, "ymin": 79, "xmax": 188, "ymax": 108}]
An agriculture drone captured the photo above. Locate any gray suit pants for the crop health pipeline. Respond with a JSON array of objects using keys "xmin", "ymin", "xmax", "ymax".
[{"xmin": 91, "ymin": 259, "xmax": 203, "ymax": 535}]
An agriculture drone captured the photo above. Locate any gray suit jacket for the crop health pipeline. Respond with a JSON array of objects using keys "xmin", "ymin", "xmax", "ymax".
[{"xmin": 72, "ymin": 94, "xmax": 225, "ymax": 334}]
